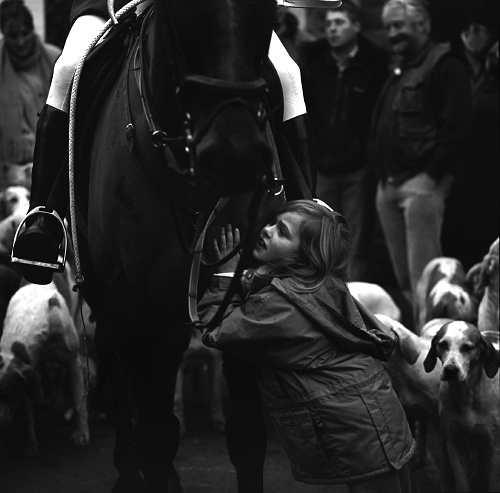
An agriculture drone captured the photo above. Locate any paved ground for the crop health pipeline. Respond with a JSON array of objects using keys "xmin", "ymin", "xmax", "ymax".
[
  {"xmin": 0, "ymin": 395, "xmax": 440, "ymax": 493},
  {"xmin": 0, "ymin": 403, "xmax": 349, "ymax": 493}
]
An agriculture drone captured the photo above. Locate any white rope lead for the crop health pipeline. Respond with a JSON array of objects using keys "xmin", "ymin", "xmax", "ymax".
[
  {"xmin": 107, "ymin": 0, "xmax": 119, "ymax": 25},
  {"xmin": 68, "ymin": 0, "xmax": 145, "ymax": 288}
]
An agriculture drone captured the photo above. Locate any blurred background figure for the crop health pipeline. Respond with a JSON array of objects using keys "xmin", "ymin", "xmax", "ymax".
[
  {"xmin": 0, "ymin": 0, "xmax": 60, "ymax": 331},
  {"xmin": 367, "ymin": 0, "xmax": 472, "ymax": 305},
  {"xmin": 301, "ymin": 0, "xmax": 388, "ymax": 281},
  {"xmin": 0, "ymin": 0, "xmax": 60, "ymax": 191},
  {"xmin": 274, "ymin": 7, "xmax": 303, "ymax": 64},
  {"xmin": 442, "ymin": 3, "xmax": 499, "ymax": 270}
]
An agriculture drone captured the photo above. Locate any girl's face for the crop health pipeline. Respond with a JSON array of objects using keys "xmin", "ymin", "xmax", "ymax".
[{"xmin": 253, "ymin": 211, "xmax": 304, "ymax": 264}]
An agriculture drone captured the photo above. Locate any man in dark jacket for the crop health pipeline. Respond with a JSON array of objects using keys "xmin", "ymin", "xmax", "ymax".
[
  {"xmin": 302, "ymin": 1, "xmax": 388, "ymax": 281},
  {"xmin": 367, "ymin": 0, "xmax": 472, "ymax": 305}
]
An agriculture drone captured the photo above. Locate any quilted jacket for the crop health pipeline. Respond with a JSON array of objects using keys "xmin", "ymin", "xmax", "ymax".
[{"xmin": 199, "ymin": 272, "xmax": 415, "ymax": 485}]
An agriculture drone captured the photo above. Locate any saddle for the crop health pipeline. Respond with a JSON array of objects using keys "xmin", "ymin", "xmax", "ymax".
[{"xmin": 73, "ymin": 11, "xmax": 140, "ymax": 219}]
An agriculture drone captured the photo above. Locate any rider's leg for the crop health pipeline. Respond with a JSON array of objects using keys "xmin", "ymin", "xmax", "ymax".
[
  {"xmin": 12, "ymin": 15, "xmax": 106, "ymax": 284},
  {"xmin": 268, "ymin": 31, "xmax": 316, "ymax": 197}
]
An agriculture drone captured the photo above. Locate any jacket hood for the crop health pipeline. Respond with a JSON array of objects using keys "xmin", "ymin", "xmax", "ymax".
[{"xmin": 269, "ymin": 276, "xmax": 396, "ymax": 361}]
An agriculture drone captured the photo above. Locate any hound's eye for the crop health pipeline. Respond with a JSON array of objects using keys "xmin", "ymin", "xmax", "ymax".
[
  {"xmin": 461, "ymin": 344, "xmax": 474, "ymax": 352},
  {"xmin": 437, "ymin": 340, "xmax": 448, "ymax": 350}
]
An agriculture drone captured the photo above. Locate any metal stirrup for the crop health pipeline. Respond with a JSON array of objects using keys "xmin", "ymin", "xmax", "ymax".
[{"xmin": 11, "ymin": 206, "xmax": 67, "ymax": 272}]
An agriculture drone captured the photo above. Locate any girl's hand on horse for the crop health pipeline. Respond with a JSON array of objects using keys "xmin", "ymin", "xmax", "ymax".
[{"xmin": 214, "ymin": 224, "xmax": 240, "ymax": 274}]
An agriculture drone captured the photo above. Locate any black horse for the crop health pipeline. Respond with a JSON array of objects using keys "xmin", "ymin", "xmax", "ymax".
[{"xmin": 73, "ymin": 1, "xmax": 285, "ymax": 491}]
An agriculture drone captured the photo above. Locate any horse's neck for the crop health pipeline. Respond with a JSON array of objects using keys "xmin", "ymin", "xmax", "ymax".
[{"xmin": 144, "ymin": 15, "xmax": 177, "ymax": 133}]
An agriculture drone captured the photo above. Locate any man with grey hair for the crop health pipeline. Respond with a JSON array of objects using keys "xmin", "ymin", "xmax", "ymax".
[{"xmin": 367, "ymin": 0, "xmax": 472, "ymax": 312}]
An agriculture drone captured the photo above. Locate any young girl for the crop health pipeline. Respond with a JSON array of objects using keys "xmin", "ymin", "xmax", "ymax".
[{"xmin": 199, "ymin": 199, "xmax": 416, "ymax": 492}]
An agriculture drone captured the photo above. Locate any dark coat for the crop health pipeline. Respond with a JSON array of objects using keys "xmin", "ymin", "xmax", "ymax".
[
  {"xmin": 199, "ymin": 272, "xmax": 415, "ymax": 485},
  {"xmin": 301, "ymin": 37, "xmax": 388, "ymax": 175},
  {"xmin": 368, "ymin": 41, "xmax": 472, "ymax": 184},
  {"xmin": 70, "ymin": 0, "xmax": 130, "ymax": 25}
]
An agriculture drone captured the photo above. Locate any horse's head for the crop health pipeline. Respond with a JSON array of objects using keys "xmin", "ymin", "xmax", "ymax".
[{"xmin": 151, "ymin": 0, "xmax": 276, "ymax": 194}]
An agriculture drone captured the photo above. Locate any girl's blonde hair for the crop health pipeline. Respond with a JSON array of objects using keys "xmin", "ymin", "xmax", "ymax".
[{"xmin": 262, "ymin": 199, "xmax": 350, "ymax": 289}]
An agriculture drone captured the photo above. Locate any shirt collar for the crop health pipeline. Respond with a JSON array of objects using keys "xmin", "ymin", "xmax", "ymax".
[{"xmin": 331, "ymin": 44, "xmax": 359, "ymax": 70}]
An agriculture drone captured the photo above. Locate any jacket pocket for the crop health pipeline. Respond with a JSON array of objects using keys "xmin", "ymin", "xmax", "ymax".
[
  {"xmin": 397, "ymin": 122, "xmax": 436, "ymax": 163},
  {"xmin": 359, "ymin": 374, "xmax": 415, "ymax": 469},
  {"xmin": 270, "ymin": 407, "xmax": 337, "ymax": 478}
]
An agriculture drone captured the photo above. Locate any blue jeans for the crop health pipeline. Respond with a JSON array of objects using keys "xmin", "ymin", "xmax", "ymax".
[
  {"xmin": 317, "ymin": 168, "xmax": 370, "ymax": 281},
  {"xmin": 375, "ymin": 175, "xmax": 452, "ymax": 300}
]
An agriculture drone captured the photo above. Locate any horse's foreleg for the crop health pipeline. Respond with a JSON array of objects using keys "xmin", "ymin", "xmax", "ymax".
[
  {"xmin": 223, "ymin": 353, "xmax": 267, "ymax": 493},
  {"xmin": 94, "ymin": 322, "xmax": 146, "ymax": 492},
  {"xmin": 132, "ymin": 327, "xmax": 189, "ymax": 493}
]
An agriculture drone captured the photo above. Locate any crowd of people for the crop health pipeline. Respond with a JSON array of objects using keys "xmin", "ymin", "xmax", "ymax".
[{"xmin": 280, "ymin": 0, "xmax": 498, "ymax": 296}]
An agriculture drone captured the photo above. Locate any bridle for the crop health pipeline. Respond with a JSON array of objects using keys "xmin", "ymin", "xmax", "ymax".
[
  {"xmin": 130, "ymin": 2, "xmax": 282, "ymax": 330},
  {"xmin": 135, "ymin": 5, "xmax": 270, "ymax": 180}
]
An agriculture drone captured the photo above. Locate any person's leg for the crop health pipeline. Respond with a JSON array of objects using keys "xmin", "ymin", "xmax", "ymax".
[
  {"xmin": 376, "ymin": 181, "xmax": 412, "ymax": 302},
  {"xmin": 347, "ymin": 462, "xmax": 416, "ymax": 493},
  {"xmin": 268, "ymin": 32, "xmax": 316, "ymax": 196},
  {"xmin": 268, "ymin": 31, "xmax": 306, "ymax": 123},
  {"xmin": 13, "ymin": 15, "xmax": 107, "ymax": 284},
  {"xmin": 316, "ymin": 171, "xmax": 342, "ymax": 211},
  {"xmin": 47, "ymin": 15, "xmax": 107, "ymax": 112},
  {"xmin": 340, "ymin": 168, "xmax": 369, "ymax": 281},
  {"xmin": 402, "ymin": 184, "xmax": 448, "ymax": 298}
]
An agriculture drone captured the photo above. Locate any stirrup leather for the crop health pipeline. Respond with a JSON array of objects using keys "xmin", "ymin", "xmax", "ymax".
[{"xmin": 11, "ymin": 206, "xmax": 67, "ymax": 272}]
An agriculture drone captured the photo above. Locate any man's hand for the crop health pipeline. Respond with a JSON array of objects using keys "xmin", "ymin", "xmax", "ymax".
[
  {"xmin": 213, "ymin": 224, "xmax": 241, "ymax": 274},
  {"xmin": 401, "ymin": 172, "xmax": 437, "ymax": 193}
]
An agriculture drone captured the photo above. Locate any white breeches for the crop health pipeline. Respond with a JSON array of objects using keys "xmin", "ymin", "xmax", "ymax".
[
  {"xmin": 46, "ymin": 12, "xmax": 306, "ymax": 122},
  {"xmin": 46, "ymin": 15, "xmax": 107, "ymax": 112},
  {"xmin": 268, "ymin": 31, "xmax": 307, "ymax": 122}
]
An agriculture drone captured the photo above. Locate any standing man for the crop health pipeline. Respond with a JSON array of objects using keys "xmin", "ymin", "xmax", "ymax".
[
  {"xmin": 302, "ymin": 1, "xmax": 388, "ymax": 281},
  {"xmin": 368, "ymin": 0, "xmax": 472, "ymax": 305}
]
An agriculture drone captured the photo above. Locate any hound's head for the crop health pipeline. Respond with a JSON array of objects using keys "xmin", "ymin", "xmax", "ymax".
[
  {"xmin": 0, "ymin": 185, "xmax": 30, "ymax": 220},
  {"xmin": 0, "ymin": 343, "xmax": 42, "ymax": 428},
  {"xmin": 423, "ymin": 321, "xmax": 499, "ymax": 381},
  {"xmin": 428, "ymin": 281, "xmax": 477, "ymax": 323}
]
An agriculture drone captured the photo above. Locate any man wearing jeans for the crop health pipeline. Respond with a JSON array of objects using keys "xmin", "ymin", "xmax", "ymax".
[
  {"xmin": 368, "ymin": 0, "xmax": 471, "ymax": 306},
  {"xmin": 302, "ymin": 1, "xmax": 388, "ymax": 281}
]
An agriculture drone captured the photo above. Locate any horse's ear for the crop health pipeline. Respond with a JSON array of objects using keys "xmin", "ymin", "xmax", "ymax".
[
  {"xmin": 481, "ymin": 336, "xmax": 500, "ymax": 378},
  {"xmin": 423, "ymin": 333, "xmax": 441, "ymax": 373}
]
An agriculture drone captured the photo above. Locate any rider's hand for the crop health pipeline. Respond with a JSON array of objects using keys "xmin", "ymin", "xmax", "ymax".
[{"xmin": 213, "ymin": 224, "xmax": 240, "ymax": 274}]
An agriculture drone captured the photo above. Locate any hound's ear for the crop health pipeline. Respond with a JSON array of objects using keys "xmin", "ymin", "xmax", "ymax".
[
  {"xmin": 423, "ymin": 333, "xmax": 440, "ymax": 373},
  {"xmin": 481, "ymin": 336, "xmax": 500, "ymax": 378}
]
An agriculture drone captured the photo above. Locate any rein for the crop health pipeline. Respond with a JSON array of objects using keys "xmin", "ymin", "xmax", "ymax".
[{"xmin": 188, "ymin": 181, "xmax": 277, "ymax": 332}]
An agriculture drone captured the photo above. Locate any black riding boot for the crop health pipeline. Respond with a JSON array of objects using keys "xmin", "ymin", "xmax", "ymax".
[
  {"xmin": 281, "ymin": 113, "xmax": 317, "ymax": 199},
  {"xmin": 12, "ymin": 104, "xmax": 69, "ymax": 285}
]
